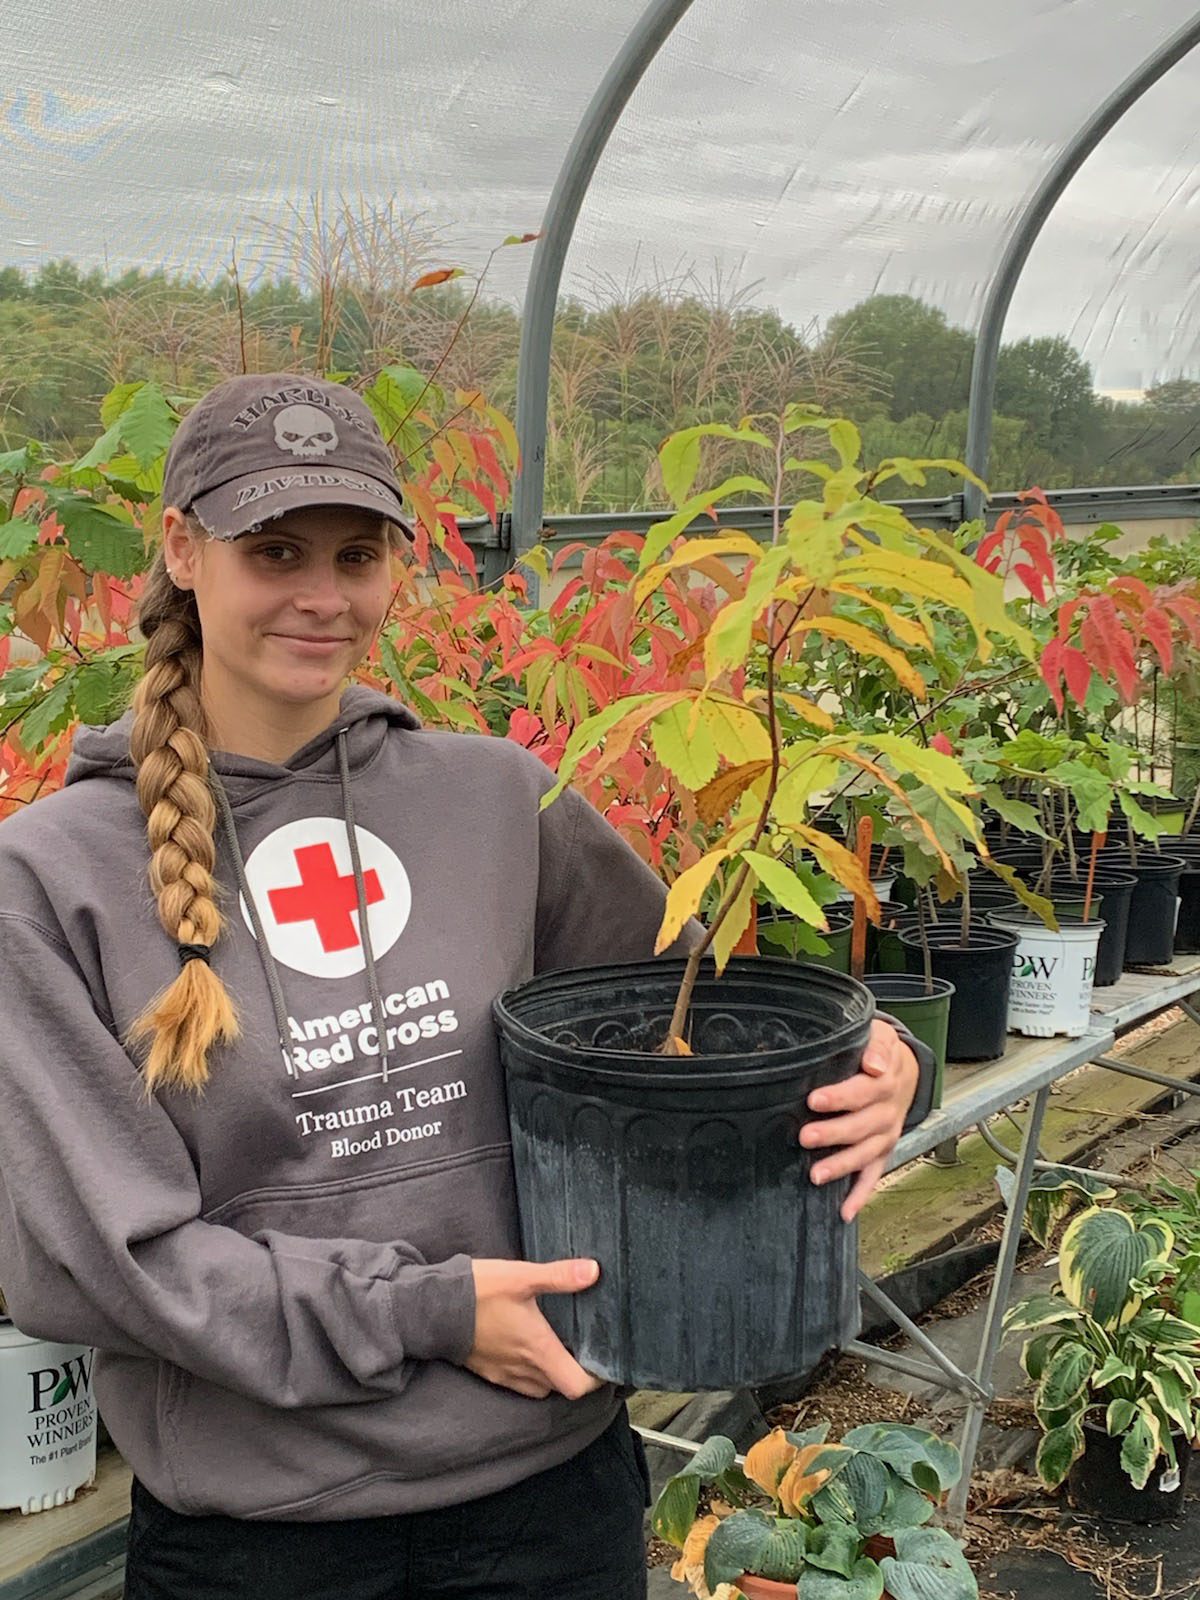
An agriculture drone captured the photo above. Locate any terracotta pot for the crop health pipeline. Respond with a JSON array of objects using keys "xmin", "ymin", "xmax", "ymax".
[{"xmin": 735, "ymin": 1576, "xmax": 796, "ymax": 1600}]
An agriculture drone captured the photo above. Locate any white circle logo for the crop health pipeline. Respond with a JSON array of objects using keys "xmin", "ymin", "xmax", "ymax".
[{"xmin": 240, "ymin": 819, "xmax": 411, "ymax": 979}]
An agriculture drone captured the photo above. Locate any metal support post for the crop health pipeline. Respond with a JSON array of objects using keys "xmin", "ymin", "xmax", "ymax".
[
  {"xmin": 510, "ymin": 0, "xmax": 697, "ymax": 594},
  {"xmin": 963, "ymin": 13, "xmax": 1200, "ymax": 519},
  {"xmin": 946, "ymin": 1082, "xmax": 1052, "ymax": 1527}
]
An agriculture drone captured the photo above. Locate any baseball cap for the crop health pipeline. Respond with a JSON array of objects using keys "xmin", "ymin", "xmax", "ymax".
[{"xmin": 162, "ymin": 373, "xmax": 414, "ymax": 541}]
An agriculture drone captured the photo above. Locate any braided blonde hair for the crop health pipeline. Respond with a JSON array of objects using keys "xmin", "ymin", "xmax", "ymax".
[{"xmin": 126, "ymin": 541, "xmax": 239, "ymax": 1092}]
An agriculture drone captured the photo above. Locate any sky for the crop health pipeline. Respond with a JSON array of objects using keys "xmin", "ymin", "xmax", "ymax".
[{"xmin": 4, "ymin": 0, "xmax": 1200, "ymax": 389}]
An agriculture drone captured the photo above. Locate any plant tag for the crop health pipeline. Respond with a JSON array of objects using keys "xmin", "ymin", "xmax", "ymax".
[{"xmin": 1160, "ymin": 1466, "xmax": 1181, "ymax": 1494}]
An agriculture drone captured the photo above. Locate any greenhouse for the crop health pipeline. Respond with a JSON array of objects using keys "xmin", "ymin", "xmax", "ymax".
[{"xmin": 1, "ymin": 1, "xmax": 1200, "ymax": 1596}]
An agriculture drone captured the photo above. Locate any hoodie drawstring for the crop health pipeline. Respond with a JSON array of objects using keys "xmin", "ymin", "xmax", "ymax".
[{"xmin": 210, "ymin": 729, "xmax": 392, "ymax": 1082}]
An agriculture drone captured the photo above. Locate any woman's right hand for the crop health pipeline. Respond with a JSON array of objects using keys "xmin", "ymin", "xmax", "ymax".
[{"xmin": 465, "ymin": 1258, "xmax": 604, "ymax": 1400}]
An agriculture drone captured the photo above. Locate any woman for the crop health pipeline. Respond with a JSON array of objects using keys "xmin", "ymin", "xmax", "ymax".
[{"xmin": 0, "ymin": 374, "xmax": 929, "ymax": 1599}]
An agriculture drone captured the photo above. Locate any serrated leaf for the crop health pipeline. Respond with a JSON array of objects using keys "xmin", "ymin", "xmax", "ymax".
[
  {"xmin": 657, "ymin": 850, "xmax": 730, "ymax": 955},
  {"xmin": 652, "ymin": 699, "xmax": 720, "ymax": 788},
  {"xmin": 711, "ymin": 869, "xmax": 756, "ymax": 974},
  {"xmin": 696, "ymin": 760, "xmax": 771, "ymax": 825},
  {"xmin": 697, "ymin": 700, "xmax": 773, "ymax": 766},
  {"xmin": 0, "ymin": 517, "xmax": 39, "ymax": 560},
  {"xmin": 742, "ymin": 850, "xmax": 826, "ymax": 927},
  {"xmin": 51, "ymin": 495, "xmax": 144, "ymax": 579},
  {"xmin": 20, "ymin": 676, "xmax": 73, "ymax": 749},
  {"xmin": 118, "ymin": 381, "xmax": 177, "ymax": 470}
]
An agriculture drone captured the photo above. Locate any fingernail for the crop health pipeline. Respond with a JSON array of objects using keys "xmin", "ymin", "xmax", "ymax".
[{"xmin": 575, "ymin": 1259, "xmax": 599, "ymax": 1286}]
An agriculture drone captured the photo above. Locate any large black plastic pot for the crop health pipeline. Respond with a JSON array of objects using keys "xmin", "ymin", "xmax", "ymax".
[
  {"xmin": 1102, "ymin": 854, "xmax": 1186, "ymax": 966},
  {"xmin": 1067, "ymin": 1421, "xmax": 1190, "ymax": 1523},
  {"xmin": 1044, "ymin": 871, "xmax": 1135, "ymax": 986},
  {"xmin": 900, "ymin": 925, "xmax": 1018, "ymax": 1062},
  {"xmin": 1176, "ymin": 858, "xmax": 1200, "ymax": 954},
  {"xmin": 494, "ymin": 956, "xmax": 873, "ymax": 1390},
  {"xmin": 863, "ymin": 974, "xmax": 954, "ymax": 1108}
]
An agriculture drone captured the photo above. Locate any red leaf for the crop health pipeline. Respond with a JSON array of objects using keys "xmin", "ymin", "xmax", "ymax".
[
  {"xmin": 930, "ymin": 733, "xmax": 954, "ymax": 756},
  {"xmin": 550, "ymin": 577, "xmax": 585, "ymax": 620},
  {"xmin": 411, "ymin": 268, "xmax": 464, "ymax": 290},
  {"xmin": 1164, "ymin": 595, "xmax": 1200, "ymax": 648},
  {"xmin": 1141, "ymin": 605, "xmax": 1174, "ymax": 674},
  {"xmin": 1013, "ymin": 562, "xmax": 1048, "ymax": 605},
  {"xmin": 1057, "ymin": 596, "xmax": 1082, "ymax": 642},
  {"xmin": 1040, "ymin": 636, "xmax": 1066, "ymax": 715},
  {"xmin": 1089, "ymin": 594, "xmax": 1139, "ymax": 701},
  {"xmin": 1062, "ymin": 646, "xmax": 1092, "ymax": 708},
  {"xmin": 974, "ymin": 529, "xmax": 1005, "ymax": 572},
  {"xmin": 1111, "ymin": 575, "xmax": 1152, "ymax": 607}
]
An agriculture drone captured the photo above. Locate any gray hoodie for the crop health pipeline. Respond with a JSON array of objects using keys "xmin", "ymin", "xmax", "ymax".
[{"xmin": 0, "ymin": 690, "xmax": 690, "ymax": 1519}]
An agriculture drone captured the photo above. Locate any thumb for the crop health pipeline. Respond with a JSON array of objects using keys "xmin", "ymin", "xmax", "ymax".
[{"xmin": 526, "ymin": 1257, "xmax": 600, "ymax": 1296}]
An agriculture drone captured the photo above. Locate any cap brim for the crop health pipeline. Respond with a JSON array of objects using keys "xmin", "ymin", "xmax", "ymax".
[{"xmin": 190, "ymin": 467, "xmax": 415, "ymax": 542}]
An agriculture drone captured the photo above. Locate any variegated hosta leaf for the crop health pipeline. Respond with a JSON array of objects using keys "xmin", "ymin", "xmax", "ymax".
[
  {"xmin": 1002, "ymin": 1293, "xmax": 1079, "ymax": 1336},
  {"xmin": 1036, "ymin": 1342, "xmax": 1096, "ymax": 1414},
  {"xmin": 1120, "ymin": 1409, "xmax": 1162, "ymax": 1491},
  {"xmin": 1035, "ymin": 1419, "xmax": 1085, "ymax": 1491},
  {"xmin": 1060, "ymin": 1207, "xmax": 1173, "ymax": 1329}
]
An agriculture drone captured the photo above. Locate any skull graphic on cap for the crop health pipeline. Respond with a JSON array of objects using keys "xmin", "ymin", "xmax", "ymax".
[{"xmin": 273, "ymin": 404, "xmax": 339, "ymax": 458}]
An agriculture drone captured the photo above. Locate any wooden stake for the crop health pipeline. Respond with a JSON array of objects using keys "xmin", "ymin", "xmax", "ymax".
[
  {"xmin": 1084, "ymin": 830, "xmax": 1105, "ymax": 923},
  {"xmin": 851, "ymin": 817, "xmax": 873, "ymax": 980}
]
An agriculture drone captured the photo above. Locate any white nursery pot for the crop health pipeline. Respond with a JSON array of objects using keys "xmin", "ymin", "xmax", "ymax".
[
  {"xmin": 834, "ymin": 874, "xmax": 895, "ymax": 906},
  {"xmin": 0, "ymin": 1321, "xmax": 97, "ymax": 1513},
  {"xmin": 986, "ymin": 907, "xmax": 1105, "ymax": 1038}
]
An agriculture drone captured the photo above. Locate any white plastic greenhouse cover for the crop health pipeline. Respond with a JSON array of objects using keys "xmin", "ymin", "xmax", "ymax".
[{"xmin": 5, "ymin": 0, "xmax": 1200, "ymax": 389}]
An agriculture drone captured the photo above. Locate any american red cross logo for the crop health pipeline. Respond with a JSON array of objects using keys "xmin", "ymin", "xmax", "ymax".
[
  {"xmin": 241, "ymin": 819, "xmax": 412, "ymax": 979},
  {"xmin": 267, "ymin": 843, "xmax": 385, "ymax": 953}
]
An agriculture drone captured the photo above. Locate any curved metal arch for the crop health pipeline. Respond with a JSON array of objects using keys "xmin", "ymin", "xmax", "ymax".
[
  {"xmin": 963, "ymin": 10, "xmax": 1200, "ymax": 521},
  {"xmin": 510, "ymin": 0, "xmax": 697, "ymax": 574}
]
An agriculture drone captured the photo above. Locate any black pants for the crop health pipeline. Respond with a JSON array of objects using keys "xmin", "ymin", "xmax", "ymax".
[{"xmin": 123, "ymin": 1410, "xmax": 650, "ymax": 1600}]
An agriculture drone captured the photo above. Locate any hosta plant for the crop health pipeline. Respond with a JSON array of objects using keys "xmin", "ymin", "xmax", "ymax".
[
  {"xmin": 544, "ymin": 408, "xmax": 1033, "ymax": 1051},
  {"xmin": 1003, "ymin": 1204, "xmax": 1200, "ymax": 1492},
  {"xmin": 653, "ymin": 1421, "xmax": 975, "ymax": 1600}
]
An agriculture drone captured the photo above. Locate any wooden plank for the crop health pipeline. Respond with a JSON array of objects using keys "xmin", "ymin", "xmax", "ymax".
[{"xmin": 0, "ymin": 1451, "xmax": 128, "ymax": 1587}]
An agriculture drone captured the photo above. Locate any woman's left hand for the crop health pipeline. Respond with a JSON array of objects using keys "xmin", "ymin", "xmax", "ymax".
[{"xmin": 799, "ymin": 1019, "xmax": 920, "ymax": 1223}]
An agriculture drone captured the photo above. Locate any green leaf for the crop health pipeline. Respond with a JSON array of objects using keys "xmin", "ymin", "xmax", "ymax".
[
  {"xmin": 703, "ymin": 1508, "xmax": 773, "ymax": 1589},
  {"xmin": 839, "ymin": 1424, "xmax": 963, "ymax": 1495},
  {"xmin": 1035, "ymin": 1419, "xmax": 1085, "ymax": 1490},
  {"xmin": 796, "ymin": 1557, "xmax": 885, "ymax": 1600},
  {"xmin": 1060, "ymin": 1207, "xmax": 1173, "ymax": 1328},
  {"xmin": 650, "ymin": 1433, "xmax": 738, "ymax": 1545},
  {"xmin": 703, "ymin": 543, "xmax": 791, "ymax": 678},
  {"xmin": 1037, "ymin": 1343, "xmax": 1096, "ymax": 1413},
  {"xmin": 73, "ymin": 419, "xmax": 126, "ymax": 473},
  {"xmin": 651, "ymin": 700, "xmax": 720, "ymax": 789},
  {"xmin": 118, "ymin": 382, "xmax": 177, "ymax": 470},
  {"xmin": 1120, "ymin": 1410, "xmax": 1159, "ymax": 1491},
  {"xmin": 829, "ymin": 419, "xmax": 861, "ymax": 469},
  {"xmin": 787, "ymin": 1422, "xmax": 833, "ymax": 1450},
  {"xmin": 100, "ymin": 381, "xmax": 146, "ymax": 428},
  {"xmin": 20, "ymin": 676, "xmax": 73, "ymax": 750},
  {"xmin": 0, "ymin": 517, "xmax": 39, "ymax": 559},
  {"xmin": 756, "ymin": 1521, "xmax": 810, "ymax": 1582},
  {"xmin": 981, "ymin": 785, "xmax": 1049, "ymax": 839},
  {"xmin": 880, "ymin": 1526, "xmax": 977, "ymax": 1600},
  {"xmin": 1106, "ymin": 1398, "xmax": 1136, "ymax": 1436},
  {"xmin": 805, "ymin": 1521, "xmax": 860, "ymax": 1578},
  {"xmin": 639, "ymin": 475, "xmax": 772, "ymax": 571},
  {"xmin": 810, "ymin": 1452, "xmax": 889, "ymax": 1527},
  {"xmin": 0, "ymin": 441, "xmax": 42, "ymax": 478},
  {"xmin": 742, "ymin": 851, "xmax": 826, "ymax": 927},
  {"xmin": 72, "ymin": 658, "xmax": 134, "ymax": 726},
  {"xmin": 49, "ymin": 494, "xmax": 145, "ymax": 579}
]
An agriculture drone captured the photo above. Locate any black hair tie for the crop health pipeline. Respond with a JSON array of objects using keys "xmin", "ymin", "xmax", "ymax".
[{"xmin": 178, "ymin": 943, "xmax": 212, "ymax": 968}]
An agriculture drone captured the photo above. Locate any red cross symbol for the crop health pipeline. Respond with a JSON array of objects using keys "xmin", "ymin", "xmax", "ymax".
[{"xmin": 267, "ymin": 843, "xmax": 385, "ymax": 953}]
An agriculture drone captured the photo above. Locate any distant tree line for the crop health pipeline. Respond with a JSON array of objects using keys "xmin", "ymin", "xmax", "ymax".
[{"xmin": 2, "ymin": 231, "xmax": 1199, "ymax": 513}]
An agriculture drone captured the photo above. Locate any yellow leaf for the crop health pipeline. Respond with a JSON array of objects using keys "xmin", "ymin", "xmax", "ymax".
[
  {"xmin": 518, "ymin": 544, "xmax": 550, "ymax": 582},
  {"xmin": 696, "ymin": 760, "xmax": 771, "ymax": 825},
  {"xmin": 783, "ymin": 502, "xmax": 845, "ymax": 584},
  {"xmin": 671, "ymin": 1513, "xmax": 722, "ymax": 1599},
  {"xmin": 742, "ymin": 850, "xmax": 826, "ymax": 927},
  {"xmin": 827, "ymin": 582, "xmax": 932, "ymax": 650},
  {"xmin": 778, "ymin": 1444, "xmax": 841, "ymax": 1515},
  {"xmin": 743, "ymin": 1428, "xmax": 800, "ymax": 1494},
  {"xmin": 633, "ymin": 532, "xmax": 763, "ymax": 605},
  {"xmin": 778, "ymin": 692, "xmax": 835, "ymax": 731},
  {"xmin": 698, "ymin": 699, "xmax": 772, "ymax": 764},
  {"xmin": 789, "ymin": 824, "xmax": 879, "ymax": 911},
  {"xmin": 711, "ymin": 869, "xmax": 755, "ymax": 974},
  {"xmin": 652, "ymin": 700, "xmax": 721, "ymax": 788},
  {"xmin": 657, "ymin": 850, "xmax": 729, "ymax": 953},
  {"xmin": 789, "ymin": 616, "xmax": 927, "ymax": 698}
]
